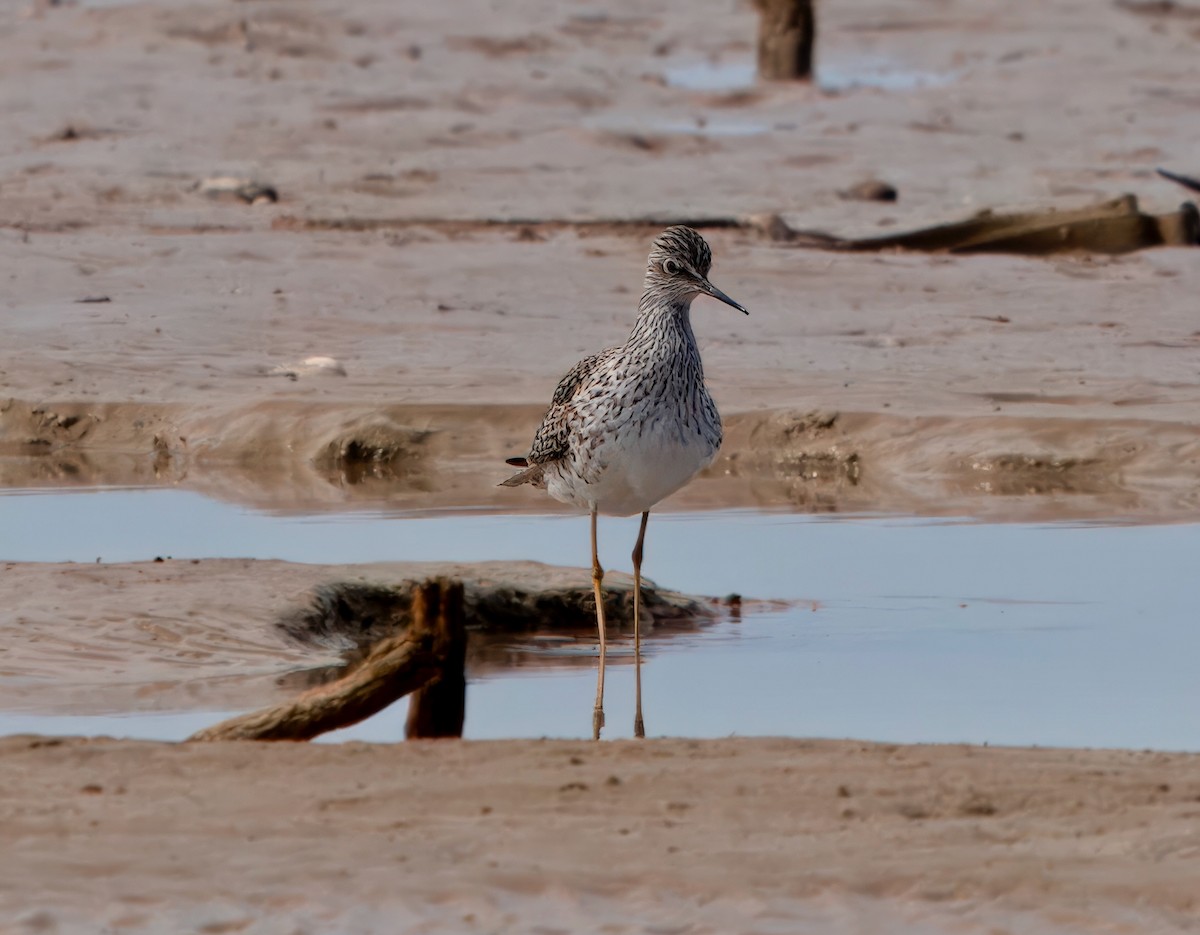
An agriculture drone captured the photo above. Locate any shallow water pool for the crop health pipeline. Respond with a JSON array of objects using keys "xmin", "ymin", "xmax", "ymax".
[
  {"xmin": 1, "ymin": 488, "xmax": 1197, "ymax": 749},
  {"xmin": 663, "ymin": 56, "xmax": 959, "ymax": 94}
]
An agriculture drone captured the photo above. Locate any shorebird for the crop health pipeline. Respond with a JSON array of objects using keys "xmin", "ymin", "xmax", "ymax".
[{"xmin": 501, "ymin": 226, "xmax": 747, "ymax": 739}]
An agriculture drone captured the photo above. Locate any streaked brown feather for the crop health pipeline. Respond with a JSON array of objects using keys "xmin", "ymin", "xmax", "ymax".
[{"xmin": 498, "ymin": 463, "xmax": 543, "ymax": 487}]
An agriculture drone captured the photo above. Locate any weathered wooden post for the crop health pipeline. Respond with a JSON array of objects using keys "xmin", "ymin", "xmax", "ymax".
[
  {"xmin": 754, "ymin": 0, "xmax": 815, "ymax": 81},
  {"xmin": 405, "ymin": 579, "xmax": 467, "ymax": 739}
]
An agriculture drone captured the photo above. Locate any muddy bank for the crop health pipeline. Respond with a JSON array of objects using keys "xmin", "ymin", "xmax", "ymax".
[
  {"xmin": 2, "ymin": 735, "xmax": 1197, "ymax": 933},
  {"xmin": 4, "ymin": 397, "xmax": 1200, "ymax": 520}
]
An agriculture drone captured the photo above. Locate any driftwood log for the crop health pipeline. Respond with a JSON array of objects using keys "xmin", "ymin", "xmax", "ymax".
[
  {"xmin": 785, "ymin": 195, "xmax": 1200, "ymax": 255},
  {"xmin": 189, "ymin": 578, "xmax": 465, "ymax": 742},
  {"xmin": 754, "ymin": 0, "xmax": 815, "ymax": 81}
]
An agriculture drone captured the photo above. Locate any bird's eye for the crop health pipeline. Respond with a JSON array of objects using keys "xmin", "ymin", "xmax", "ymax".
[{"xmin": 663, "ymin": 259, "xmax": 680, "ymax": 275}]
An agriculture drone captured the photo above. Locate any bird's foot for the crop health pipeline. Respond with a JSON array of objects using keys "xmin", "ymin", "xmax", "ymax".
[
  {"xmin": 592, "ymin": 706, "xmax": 605, "ymax": 741},
  {"xmin": 633, "ymin": 715, "xmax": 645, "ymax": 739}
]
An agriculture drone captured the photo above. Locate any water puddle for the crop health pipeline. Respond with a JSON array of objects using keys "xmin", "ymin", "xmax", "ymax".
[
  {"xmin": 654, "ymin": 118, "xmax": 774, "ymax": 137},
  {"xmin": 663, "ymin": 56, "xmax": 958, "ymax": 94},
  {"xmin": 75, "ymin": 0, "xmax": 153, "ymax": 8},
  {"xmin": 2, "ymin": 488, "xmax": 1198, "ymax": 749},
  {"xmin": 585, "ymin": 112, "xmax": 772, "ymax": 138},
  {"xmin": 819, "ymin": 57, "xmax": 960, "ymax": 93},
  {"xmin": 665, "ymin": 61, "xmax": 756, "ymax": 92}
]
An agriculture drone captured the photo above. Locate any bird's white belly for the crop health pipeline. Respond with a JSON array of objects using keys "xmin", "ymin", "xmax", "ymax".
[{"xmin": 545, "ymin": 416, "xmax": 718, "ymax": 517}]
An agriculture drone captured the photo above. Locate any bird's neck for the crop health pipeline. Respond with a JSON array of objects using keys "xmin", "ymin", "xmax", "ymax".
[{"xmin": 627, "ymin": 295, "xmax": 697, "ymax": 352}]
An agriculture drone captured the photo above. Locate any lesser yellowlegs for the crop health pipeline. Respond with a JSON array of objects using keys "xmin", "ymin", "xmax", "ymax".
[{"xmin": 501, "ymin": 226, "xmax": 747, "ymax": 739}]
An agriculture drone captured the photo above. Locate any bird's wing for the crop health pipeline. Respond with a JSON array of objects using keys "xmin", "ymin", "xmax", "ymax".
[{"xmin": 527, "ymin": 346, "xmax": 620, "ymax": 465}]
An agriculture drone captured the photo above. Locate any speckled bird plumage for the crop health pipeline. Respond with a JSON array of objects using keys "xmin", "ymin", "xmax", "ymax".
[{"xmin": 502, "ymin": 226, "xmax": 745, "ymax": 517}]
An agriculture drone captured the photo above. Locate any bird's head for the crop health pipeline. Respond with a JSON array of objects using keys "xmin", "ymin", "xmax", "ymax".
[{"xmin": 644, "ymin": 226, "xmax": 748, "ymax": 315}]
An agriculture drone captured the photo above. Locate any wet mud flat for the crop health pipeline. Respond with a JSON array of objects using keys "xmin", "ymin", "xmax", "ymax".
[
  {"xmin": 2, "ymin": 735, "xmax": 1198, "ymax": 934},
  {"xmin": 4, "ymin": 0, "xmax": 1200, "ymax": 928}
]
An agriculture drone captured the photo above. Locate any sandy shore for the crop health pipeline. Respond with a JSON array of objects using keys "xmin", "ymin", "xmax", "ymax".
[
  {"xmin": 2, "ymin": 735, "xmax": 1198, "ymax": 933},
  {"xmin": 3, "ymin": 0, "xmax": 1200, "ymax": 929}
]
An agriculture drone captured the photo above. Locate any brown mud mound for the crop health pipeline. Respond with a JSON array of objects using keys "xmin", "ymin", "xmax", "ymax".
[
  {"xmin": 279, "ymin": 566, "xmax": 714, "ymax": 650},
  {"xmin": 312, "ymin": 417, "xmax": 430, "ymax": 486}
]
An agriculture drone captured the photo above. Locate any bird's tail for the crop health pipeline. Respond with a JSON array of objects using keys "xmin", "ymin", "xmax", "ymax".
[{"xmin": 499, "ymin": 456, "xmax": 543, "ymax": 488}]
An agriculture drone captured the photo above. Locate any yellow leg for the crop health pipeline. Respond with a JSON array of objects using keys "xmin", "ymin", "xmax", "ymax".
[
  {"xmin": 632, "ymin": 510, "xmax": 649, "ymax": 739},
  {"xmin": 591, "ymin": 505, "xmax": 606, "ymax": 740}
]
